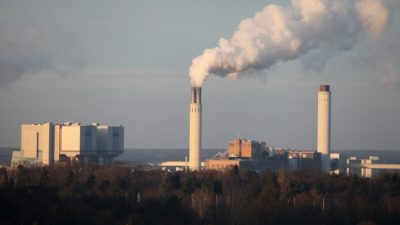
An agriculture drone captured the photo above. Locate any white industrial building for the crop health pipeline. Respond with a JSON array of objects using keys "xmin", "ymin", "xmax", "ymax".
[{"xmin": 11, "ymin": 122, "xmax": 124, "ymax": 166}]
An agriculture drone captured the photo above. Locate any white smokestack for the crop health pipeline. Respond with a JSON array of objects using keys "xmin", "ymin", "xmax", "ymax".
[
  {"xmin": 189, "ymin": 87, "xmax": 202, "ymax": 170},
  {"xmin": 317, "ymin": 84, "xmax": 331, "ymax": 172},
  {"xmin": 189, "ymin": 0, "xmax": 389, "ymax": 87}
]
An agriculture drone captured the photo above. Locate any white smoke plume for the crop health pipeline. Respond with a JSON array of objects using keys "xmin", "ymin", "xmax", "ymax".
[
  {"xmin": 189, "ymin": 0, "xmax": 389, "ymax": 87},
  {"xmin": 212, "ymin": 150, "xmax": 229, "ymax": 159}
]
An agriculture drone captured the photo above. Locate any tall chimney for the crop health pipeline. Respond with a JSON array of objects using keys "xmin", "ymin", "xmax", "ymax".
[
  {"xmin": 189, "ymin": 87, "xmax": 202, "ymax": 170},
  {"xmin": 317, "ymin": 85, "xmax": 331, "ymax": 172}
]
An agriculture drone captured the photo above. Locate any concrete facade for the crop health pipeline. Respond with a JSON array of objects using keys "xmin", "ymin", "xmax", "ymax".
[
  {"xmin": 12, "ymin": 123, "xmax": 55, "ymax": 165},
  {"xmin": 205, "ymin": 156, "xmax": 288, "ymax": 172},
  {"xmin": 205, "ymin": 139, "xmax": 288, "ymax": 172},
  {"xmin": 189, "ymin": 87, "xmax": 202, "ymax": 170},
  {"xmin": 228, "ymin": 139, "xmax": 267, "ymax": 159},
  {"xmin": 205, "ymin": 159, "xmax": 240, "ymax": 170},
  {"xmin": 11, "ymin": 122, "xmax": 124, "ymax": 166},
  {"xmin": 317, "ymin": 85, "xmax": 331, "ymax": 172},
  {"xmin": 288, "ymin": 151, "xmax": 321, "ymax": 172},
  {"xmin": 97, "ymin": 125, "xmax": 124, "ymax": 158}
]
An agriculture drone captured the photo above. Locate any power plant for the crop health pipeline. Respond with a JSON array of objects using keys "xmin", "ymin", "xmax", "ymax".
[
  {"xmin": 189, "ymin": 87, "xmax": 202, "ymax": 170},
  {"xmin": 11, "ymin": 122, "xmax": 124, "ymax": 166},
  {"xmin": 317, "ymin": 85, "xmax": 331, "ymax": 172}
]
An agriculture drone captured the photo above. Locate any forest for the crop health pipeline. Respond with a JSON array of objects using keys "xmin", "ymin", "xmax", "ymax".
[{"xmin": 0, "ymin": 164, "xmax": 399, "ymax": 225}]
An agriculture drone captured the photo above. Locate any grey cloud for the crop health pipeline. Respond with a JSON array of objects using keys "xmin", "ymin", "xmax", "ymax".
[{"xmin": 0, "ymin": 25, "xmax": 84, "ymax": 87}]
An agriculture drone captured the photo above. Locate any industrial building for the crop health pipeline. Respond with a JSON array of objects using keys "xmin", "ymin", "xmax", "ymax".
[
  {"xmin": 205, "ymin": 85, "xmax": 334, "ymax": 173},
  {"xmin": 161, "ymin": 84, "xmax": 400, "ymax": 176},
  {"xmin": 205, "ymin": 157, "xmax": 288, "ymax": 172},
  {"xmin": 288, "ymin": 151, "xmax": 321, "ymax": 172},
  {"xmin": 205, "ymin": 139, "xmax": 288, "ymax": 172},
  {"xmin": 228, "ymin": 139, "xmax": 268, "ymax": 159},
  {"xmin": 330, "ymin": 153, "xmax": 347, "ymax": 174},
  {"xmin": 11, "ymin": 122, "xmax": 124, "ymax": 166},
  {"xmin": 205, "ymin": 140, "xmax": 324, "ymax": 173},
  {"xmin": 344, "ymin": 156, "xmax": 400, "ymax": 178}
]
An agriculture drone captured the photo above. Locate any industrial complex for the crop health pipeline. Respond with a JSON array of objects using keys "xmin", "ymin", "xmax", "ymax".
[
  {"xmin": 11, "ymin": 122, "xmax": 124, "ymax": 166},
  {"xmin": 8, "ymin": 84, "xmax": 400, "ymax": 178},
  {"xmin": 160, "ymin": 84, "xmax": 400, "ymax": 178}
]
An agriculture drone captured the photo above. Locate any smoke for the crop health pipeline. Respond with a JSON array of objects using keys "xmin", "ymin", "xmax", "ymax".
[
  {"xmin": 383, "ymin": 63, "xmax": 400, "ymax": 91},
  {"xmin": 189, "ymin": 0, "xmax": 389, "ymax": 87},
  {"xmin": 212, "ymin": 150, "xmax": 229, "ymax": 159},
  {"xmin": 0, "ymin": 25, "xmax": 84, "ymax": 87},
  {"xmin": 356, "ymin": 0, "xmax": 389, "ymax": 39}
]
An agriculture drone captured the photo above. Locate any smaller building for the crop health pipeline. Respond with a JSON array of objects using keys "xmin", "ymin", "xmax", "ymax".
[
  {"xmin": 205, "ymin": 139, "xmax": 288, "ymax": 172},
  {"xmin": 346, "ymin": 156, "xmax": 380, "ymax": 177},
  {"xmin": 228, "ymin": 139, "xmax": 268, "ymax": 159},
  {"xmin": 205, "ymin": 158, "xmax": 240, "ymax": 170},
  {"xmin": 288, "ymin": 151, "xmax": 321, "ymax": 172},
  {"xmin": 330, "ymin": 153, "xmax": 347, "ymax": 174}
]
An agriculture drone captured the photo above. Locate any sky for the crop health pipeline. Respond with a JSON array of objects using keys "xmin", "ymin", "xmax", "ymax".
[{"xmin": 0, "ymin": 0, "xmax": 399, "ymax": 150}]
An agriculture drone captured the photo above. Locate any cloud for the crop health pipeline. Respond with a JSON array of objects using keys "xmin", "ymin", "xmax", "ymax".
[
  {"xmin": 356, "ymin": 0, "xmax": 389, "ymax": 39},
  {"xmin": 0, "ymin": 25, "xmax": 84, "ymax": 87}
]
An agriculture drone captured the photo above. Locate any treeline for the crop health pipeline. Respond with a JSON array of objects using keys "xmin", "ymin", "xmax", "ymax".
[{"xmin": 0, "ymin": 165, "xmax": 399, "ymax": 225}]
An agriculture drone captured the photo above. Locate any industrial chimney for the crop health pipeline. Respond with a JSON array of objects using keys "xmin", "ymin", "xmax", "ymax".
[
  {"xmin": 189, "ymin": 87, "xmax": 202, "ymax": 170},
  {"xmin": 317, "ymin": 85, "xmax": 331, "ymax": 172}
]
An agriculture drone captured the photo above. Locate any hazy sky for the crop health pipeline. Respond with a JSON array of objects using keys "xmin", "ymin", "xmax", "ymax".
[{"xmin": 1, "ymin": 0, "xmax": 400, "ymax": 150}]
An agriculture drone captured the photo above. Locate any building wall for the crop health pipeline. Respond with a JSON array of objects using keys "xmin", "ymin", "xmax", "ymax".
[
  {"xmin": 96, "ymin": 125, "xmax": 124, "ymax": 156},
  {"xmin": 205, "ymin": 159, "xmax": 239, "ymax": 170},
  {"xmin": 206, "ymin": 158, "xmax": 287, "ymax": 172},
  {"xmin": 80, "ymin": 125, "xmax": 97, "ymax": 155},
  {"xmin": 19, "ymin": 123, "xmax": 54, "ymax": 165},
  {"xmin": 241, "ymin": 141, "xmax": 252, "ymax": 158},
  {"xmin": 111, "ymin": 126, "xmax": 124, "ymax": 154},
  {"xmin": 12, "ymin": 122, "xmax": 124, "ymax": 166},
  {"xmin": 97, "ymin": 126, "xmax": 111, "ymax": 153},
  {"xmin": 240, "ymin": 159, "xmax": 287, "ymax": 172},
  {"xmin": 228, "ymin": 139, "xmax": 241, "ymax": 157},
  {"xmin": 228, "ymin": 139, "xmax": 267, "ymax": 160},
  {"xmin": 288, "ymin": 151, "xmax": 321, "ymax": 172},
  {"xmin": 61, "ymin": 125, "xmax": 82, "ymax": 157}
]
